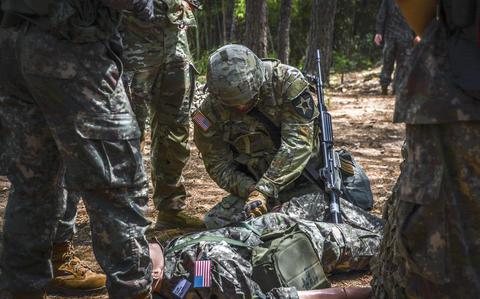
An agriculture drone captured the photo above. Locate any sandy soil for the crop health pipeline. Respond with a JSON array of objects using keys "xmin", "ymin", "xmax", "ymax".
[{"xmin": 0, "ymin": 67, "xmax": 405, "ymax": 298}]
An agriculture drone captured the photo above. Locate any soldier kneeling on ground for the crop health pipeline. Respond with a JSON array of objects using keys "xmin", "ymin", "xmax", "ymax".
[{"xmin": 193, "ymin": 44, "xmax": 375, "ymax": 229}]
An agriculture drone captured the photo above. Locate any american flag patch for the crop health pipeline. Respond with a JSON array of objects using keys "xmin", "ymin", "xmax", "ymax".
[
  {"xmin": 193, "ymin": 111, "xmax": 211, "ymax": 132},
  {"xmin": 193, "ymin": 260, "xmax": 212, "ymax": 288}
]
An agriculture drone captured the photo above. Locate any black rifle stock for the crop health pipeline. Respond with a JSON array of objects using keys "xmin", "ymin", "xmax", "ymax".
[{"xmin": 313, "ymin": 50, "xmax": 342, "ymax": 224}]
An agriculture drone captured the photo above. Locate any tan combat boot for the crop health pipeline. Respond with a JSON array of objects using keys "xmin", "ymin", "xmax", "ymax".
[
  {"xmin": 154, "ymin": 210, "xmax": 205, "ymax": 230},
  {"xmin": 48, "ymin": 241, "xmax": 106, "ymax": 296}
]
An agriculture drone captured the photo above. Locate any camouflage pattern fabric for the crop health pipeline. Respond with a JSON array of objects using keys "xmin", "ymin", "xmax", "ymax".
[
  {"xmin": 375, "ymin": 0, "xmax": 414, "ymax": 42},
  {"xmin": 0, "ymin": 22, "xmax": 152, "ymax": 298},
  {"xmin": 158, "ymin": 212, "xmax": 382, "ymax": 299},
  {"xmin": 122, "ymin": 0, "xmax": 196, "ymax": 211},
  {"xmin": 372, "ymin": 123, "xmax": 480, "ymax": 298},
  {"xmin": 379, "ymin": 38, "xmax": 412, "ymax": 91},
  {"xmin": 376, "ymin": 0, "xmax": 414, "ymax": 90},
  {"xmin": 194, "ymin": 60, "xmax": 316, "ymax": 201},
  {"xmin": 393, "ymin": 19, "xmax": 480, "ymax": 124},
  {"xmin": 372, "ymin": 6, "xmax": 480, "ymax": 298},
  {"xmin": 206, "ymin": 44, "xmax": 266, "ymax": 105},
  {"xmin": 205, "ymin": 183, "xmax": 384, "ymax": 233},
  {"xmin": 53, "ymin": 192, "xmax": 81, "ymax": 244}
]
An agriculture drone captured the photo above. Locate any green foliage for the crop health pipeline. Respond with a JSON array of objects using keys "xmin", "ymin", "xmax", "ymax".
[
  {"xmin": 235, "ymin": 0, "xmax": 246, "ymax": 20},
  {"xmin": 191, "ymin": 0, "xmax": 382, "ymax": 75},
  {"xmin": 332, "ymin": 0, "xmax": 382, "ymax": 73},
  {"xmin": 194, "ymin": 52, "xmax": 211, "ymax": 81}
]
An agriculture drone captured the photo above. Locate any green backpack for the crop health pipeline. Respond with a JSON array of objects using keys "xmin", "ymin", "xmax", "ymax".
[{"xmin": 251, "ymin": 224, "xmax": 330, "ymax": 293}]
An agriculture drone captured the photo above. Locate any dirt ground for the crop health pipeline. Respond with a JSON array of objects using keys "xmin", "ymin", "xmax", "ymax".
[{"xmin": 0, "ymin": 67, "xmax": 405, "ymax": 298}]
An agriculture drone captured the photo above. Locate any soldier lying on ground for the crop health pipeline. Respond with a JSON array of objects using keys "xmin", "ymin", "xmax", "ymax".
[
  {"xmin": 193, "ymin": 44, "xmax": 374, "ymax": 229},
  {"xmin": 149, "ymin": 211, "xmax": 381, "ymax": 299}
]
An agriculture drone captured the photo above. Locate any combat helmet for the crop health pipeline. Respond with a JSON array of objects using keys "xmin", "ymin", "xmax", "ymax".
[{"xmin": 207, "ymin": 44, "xmax": 266, "ymax": 106}]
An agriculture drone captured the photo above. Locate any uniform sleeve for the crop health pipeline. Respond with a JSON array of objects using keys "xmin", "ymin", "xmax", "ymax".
[
  {"xmin": 255, "ymin": 90, "xmax": 318, "ymax": 199},
  {"xmin": 375, "ymin": 0, "xmax": 387, "ymax": 35},
  {"xmin": 162, "ymin": 0, "xmax": 198, "ymax": 27},
  {"xmin": 193, "ymin": 105, "xmax": 256, "ymax": 199}
]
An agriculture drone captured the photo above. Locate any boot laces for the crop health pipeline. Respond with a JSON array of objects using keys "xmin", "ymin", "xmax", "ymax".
[{"xmin": 60, "ymin": 243, "xmax": 92, "ymax": 276}]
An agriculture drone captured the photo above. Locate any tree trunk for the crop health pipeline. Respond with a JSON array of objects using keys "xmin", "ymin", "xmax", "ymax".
[
  {"xmin": 304, "ymin": 0, "xmax": 338, "ymax": 83},
  {"xmin": 225, "ymin": 0, "xmax": 236, "ymax": 42},
  {"xmin": 277, "ymin": 0, "xmax": 292, "ymax": 64},
  {"xmin": 245, "ymin": 0, "xmax": 268, "ymax": 57}
]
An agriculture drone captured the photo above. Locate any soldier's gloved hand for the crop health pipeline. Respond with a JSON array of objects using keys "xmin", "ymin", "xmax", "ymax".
[{"xmin": 244, "ymin": 191, "xmax": 268, "ymax": 218}]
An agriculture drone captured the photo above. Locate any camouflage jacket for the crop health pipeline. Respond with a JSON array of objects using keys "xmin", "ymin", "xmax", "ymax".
[
  {"xmin": 394, "ymin": 18, "xmax": 480, "ymax": 124},
  {"xmin": 159, "ymin": 212, "xmax": 382, "ymax": 299},
  {"xmin": 122, "ymin": 0, "xmax": 196, "ymax": 69},
  {"xmin": 375, "ymin": 0, "xmax": 414, "ymax": 41},
  {"xmin": 1, "ymin": 0, "xmax": 122, "ymax": 42},
  {"xmin": 194, "ymin": 60, "xmax": 319, "ymax": 199}
]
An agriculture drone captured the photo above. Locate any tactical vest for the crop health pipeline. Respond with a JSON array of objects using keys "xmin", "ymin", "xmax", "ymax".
[
  {"xmin": 0, "ymin": 0, "xmax": 120, "ymax": 43},
  {"xmin": 442, "ymin": 0, "xmax": 480, "ymax": 99}
]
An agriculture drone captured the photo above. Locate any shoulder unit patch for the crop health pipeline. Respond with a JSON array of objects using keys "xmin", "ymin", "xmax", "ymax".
[
  {"xmin": 292, "ymin": 92, "xmax": 315, "ymax": 119},
  {"xmin": 193, "ymin": 110, "xmax": 212, "ymax": 132}
]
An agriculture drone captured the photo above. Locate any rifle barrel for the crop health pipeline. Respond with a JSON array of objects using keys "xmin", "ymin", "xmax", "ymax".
[{"xmin": 314, "ymin": 50, "xmax": 342, "ymax": 224}]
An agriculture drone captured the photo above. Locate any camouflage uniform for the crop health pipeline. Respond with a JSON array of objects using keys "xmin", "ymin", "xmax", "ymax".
[
  {"xmin": 194, "ymin": 59, "xmax": 328, "ymax": 229},
  {"xmin": 375, "ymin": 0, "xmax": 415, "ymax": 91},
  {"xmin": 0, "ymin": 1, "xmax": 153, "ymax": 297},
  {"xmin": 53, "ymin": 193, "xmax": 81, "ymax": 244},
  {"xmin": 122, "ymin": 0, "xmax": 197, "ymax": 211},
  {"xmin": 372, "ymin": 5, "xmax": 480, "ymax": 298},
  {"xmin": 159, "ymin": 211, "xmax": 382, "ymax": 299}
]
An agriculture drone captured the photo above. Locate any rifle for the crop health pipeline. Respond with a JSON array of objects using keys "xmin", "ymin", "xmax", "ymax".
[{"xmin": 309, "ymin": 49, "xmax": 342, "ymax": 224}]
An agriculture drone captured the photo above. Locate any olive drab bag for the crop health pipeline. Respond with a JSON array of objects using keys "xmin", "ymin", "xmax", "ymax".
[
  {"xmin": 251, "ymin": 224, "xmax": 330, "ymax": 293},
  {"xmin": 337, "ymin": 149, "xmax": 374, "ymax": 211},
  {"xmin": 442, "ymin": 0, "xmax": 480, "ymax": 99}
]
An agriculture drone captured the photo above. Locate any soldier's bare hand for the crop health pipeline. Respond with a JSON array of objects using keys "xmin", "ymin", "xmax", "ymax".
[{"xmin": 244, "ymin": 191, "xmax": 268, "ymax": 218}]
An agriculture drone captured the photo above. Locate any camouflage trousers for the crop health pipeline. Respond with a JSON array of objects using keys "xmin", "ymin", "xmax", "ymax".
[
  {"xmin": 380, "ymin": 37, "xmax": 412, "ymax": 91},
  {"xmin": 371, "ymin": 122, "xmax": 480, "ymax": 298},
  {"xmin": 125, "ymin": 61, "xmax": 194, "ymax": 211},
  {"xmin": 0, "ymin": 25, "xmax": 152, "ymax": 298},
  {"xmin": 204, "ymin": 183, "xmax": 384, "ymax": 233},
  {"xmin": 54, "ymin": 192, "xmax": 80, "ymax": 244},
  {"xmin": 123, "ymin": 27, "xmax": 195, "ymax": 212}
]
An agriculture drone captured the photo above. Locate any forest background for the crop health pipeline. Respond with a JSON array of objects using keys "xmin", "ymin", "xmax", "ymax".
[{"xmin": 190, "ymin": 0, "xmax": 383, "ymax": 82}]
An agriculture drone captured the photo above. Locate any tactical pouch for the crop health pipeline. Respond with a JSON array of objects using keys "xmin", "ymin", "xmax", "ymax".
[
  {"xmin": 337, "ymin": 149, "xmax": 374, "ymax": 211},
  {"xmin": 252, "ymin": 225, "xmax": 330, "ymax": 293}
]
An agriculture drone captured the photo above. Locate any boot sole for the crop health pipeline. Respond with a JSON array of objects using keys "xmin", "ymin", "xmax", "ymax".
[{"xmin": 46, "ymin": 285, "xmax": 107, "ymax": 297}]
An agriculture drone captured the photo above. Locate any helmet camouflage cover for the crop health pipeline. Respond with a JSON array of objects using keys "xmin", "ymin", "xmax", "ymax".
[{"xmin": 207, "ymin": 44, "xmax": 266, "ymax": 106}]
